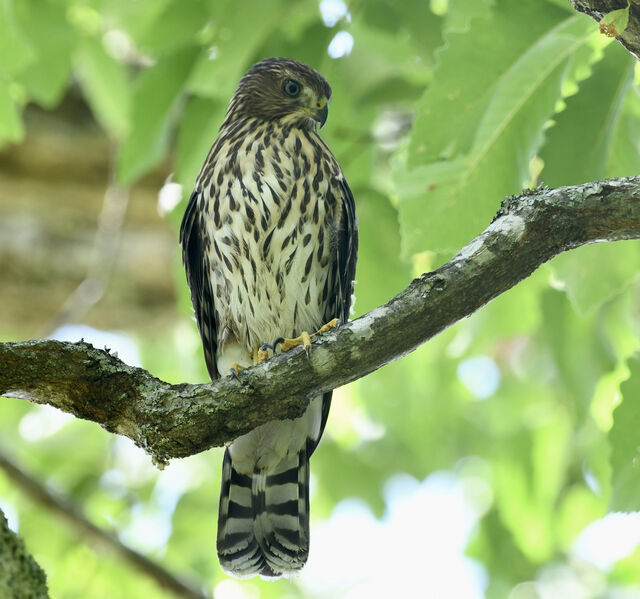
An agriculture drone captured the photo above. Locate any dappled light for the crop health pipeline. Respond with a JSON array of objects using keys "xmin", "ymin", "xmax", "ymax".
[{"xmin": 2, "ymin": 0, "xmax": 640, "ymax": 598}]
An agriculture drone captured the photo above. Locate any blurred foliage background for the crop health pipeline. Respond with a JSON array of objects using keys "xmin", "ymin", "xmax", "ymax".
[{"xmin": 2, "ymin": 0, "xmax": 640, "ymax": 597}]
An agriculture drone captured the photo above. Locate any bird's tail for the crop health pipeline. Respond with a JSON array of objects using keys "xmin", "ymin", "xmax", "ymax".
[{"xmin": 216, "ymin": 446, "xmax": 310, "ymax": 578}]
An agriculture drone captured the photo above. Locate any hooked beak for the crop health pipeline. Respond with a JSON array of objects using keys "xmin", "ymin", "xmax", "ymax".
[{"xmin": 312, "ymin": 99, "xmax": 329, "ymax": 128}]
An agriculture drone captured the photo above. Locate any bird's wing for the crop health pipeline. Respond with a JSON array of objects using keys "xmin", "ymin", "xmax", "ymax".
[
  {"xmin": 333, "ymin": 177, "xmax": 359, "ymax": 324},
  {"xmin": 180, "ymin": 189, "xmax": 219, "ymax": 379},
  {"xmin": 309, "ymin": 175, "xmax": 359, "ymax": 456}
]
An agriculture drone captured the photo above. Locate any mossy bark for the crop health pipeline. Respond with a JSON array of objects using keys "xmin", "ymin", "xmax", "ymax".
[
  {"xmin": 2, "ymin": 177, "xmax": 640, "ymax": 465},
  {"xmin": 0, "ymin": 508, "xmax": 48, "ymax": 599}
]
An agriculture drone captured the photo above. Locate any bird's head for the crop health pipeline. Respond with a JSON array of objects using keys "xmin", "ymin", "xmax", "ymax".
[{"xmin": 223, "ymin": 57, "xmax": 332, "ymax": 130}]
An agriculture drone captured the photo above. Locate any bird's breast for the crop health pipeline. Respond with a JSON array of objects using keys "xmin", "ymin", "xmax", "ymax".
[{"xmin": 201, "ymin": 126, "xmax": 341, "ymax": 356}]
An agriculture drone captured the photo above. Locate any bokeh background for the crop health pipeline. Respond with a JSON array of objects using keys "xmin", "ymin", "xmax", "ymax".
[{"xmin": 2, "ymin": 0, "xmax": 640, "ymax": 597}]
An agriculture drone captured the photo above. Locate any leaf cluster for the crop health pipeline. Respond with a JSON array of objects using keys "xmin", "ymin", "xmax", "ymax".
[{"xmin": 2, "ymin": 0, "xmax": 640, "ymax": 597}]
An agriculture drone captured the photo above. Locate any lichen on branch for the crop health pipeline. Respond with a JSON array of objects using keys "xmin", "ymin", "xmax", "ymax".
[{"xmin": 2, "ymin": 176, "xmax": 640, "ymax": 464}]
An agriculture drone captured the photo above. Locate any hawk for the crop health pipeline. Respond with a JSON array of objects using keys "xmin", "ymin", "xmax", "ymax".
[{"xmin": 179, "ymin": 57, "xmax": 358, "ymax": 578}]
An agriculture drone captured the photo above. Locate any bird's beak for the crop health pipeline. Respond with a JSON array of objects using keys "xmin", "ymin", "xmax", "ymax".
[{"xmin": 312, "ymin": 99, "xmax": 329, "ymax": 128}]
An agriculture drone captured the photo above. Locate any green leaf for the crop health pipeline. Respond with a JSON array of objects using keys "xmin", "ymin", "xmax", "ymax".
[
  {"xmin": 544, "ymin": 0, "xmax": 577, "ymax": 9},
  {"xmin": 76, "ymin": 36, "xmax": 131, "ymax": 140},
  {"xmin": 117, "ymin": 46, "xmax": 199, "ymax": 184},
  {"xmin": 606, "ymin": 85, "xmax": 640, "ymax": 178},
  {"xmin": 0, "ymin": 76, "xmax": 23, "ymax": 144},
  {"xmin": 344, "ymin": 18, "xmax": 432, "ymax": 96},
  {"xmin": 408, "ymin": 0, "xmax": 569, "ymax": 166},
  {"xmin": 540, "ymin": 42, "xmax": 639, "ymax": 315},
  {"xmin": 174, "ymin": 95, "xmax": 225, "ymax": 188},
  {"xmin": 186, "ymin": 0, "xmax": 286, "ymax": 100},
  {"xmin": 540, "ymin": 41, "xmax": 635, "ymax": 187},
  {"xmin": 539, "ymin": 288, "xmax": 616, "ymax": 405},
  {"xmin": 610, "ymin": 357, "xmax": 640, "ymax": 511},
  {"xmin": 468, "ymin": 266, "xmax": 546, "ymax": 345},
  {"xmin": 0, "ymin": 0, "xmax": 34, "ymax": 77},
  {"xmin": 351, "ymin": 190, "xmax": 412, "ymax": 316},
  {"xmin": 360, "ymin": 0, "xmax": 443, "ymax": 63},
  {"xmin": 550, "ymin": 242, "xmax": 640, "ymax": 315},
  {"xmin": 136, "ymin": 0, "xmax": 210, "ymax": 56},
  {"xmin": 95, "ymin": 0, "xmax": 170, "ymax": 41},
  {"xmin": 599, "ymin": 5, "xmax": 630, "ymax": 37},
  {"xmin": 395, "ymin": 7, "xmax": 594, "ymax": 258},
  {"xmin": 443, "ymin": 0, "xmax": 493, "ymax": 36},
  {"xmin": 14, "ymin": 0, "xmax": 74, "ymax": 107}
]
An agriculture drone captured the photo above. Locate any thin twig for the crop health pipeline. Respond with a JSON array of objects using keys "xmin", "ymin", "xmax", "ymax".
[
  {"xmin": 38, "ymin": 150, "xmax": 130, "ymax": 337},
  {"xmin": 0, "ymin": 450, "xmax": 210, "ymax": 599}
]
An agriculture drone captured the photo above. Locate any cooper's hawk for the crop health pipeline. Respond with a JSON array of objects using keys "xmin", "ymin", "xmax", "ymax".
[{"xmin": 180, "ymin": 58, "xmax": 358, "ymax": 578}]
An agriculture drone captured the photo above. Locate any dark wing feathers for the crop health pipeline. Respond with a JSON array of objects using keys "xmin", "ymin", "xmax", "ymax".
[
  {"xmin": 334, "ymin": 177, "xmax": 358, "ymax": 324},
  {"xmin": 180, "ymin": 190, "xmax": 219, "ymax": 379},
  {"xmin": 310, "ymin": 176, "xmax": 358, "ymax": 457}
]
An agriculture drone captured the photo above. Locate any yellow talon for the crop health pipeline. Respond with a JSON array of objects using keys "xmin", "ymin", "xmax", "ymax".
[
  {"xmin": 279, "ymin": 331, "xmax": 313, "ymax": 354},
  {"xmin": 277, "ymin": 318, "xmax": 341, "ymax": 358},
  {"xmin": 229, "ymin": 363, "xmax": 246, "ymax": 377},
  {"xmin": 254, "ymin": 345, "xmax": 270, "ymax": 364},
  {"xmin": 315, "ymin": 317, "xmax": 340, "ymax": 335}
]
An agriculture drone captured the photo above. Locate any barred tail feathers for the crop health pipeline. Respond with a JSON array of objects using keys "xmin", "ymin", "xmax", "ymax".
[{"xmin": 217, "ymin": 447, "xmax": 310, "ymax": 578}]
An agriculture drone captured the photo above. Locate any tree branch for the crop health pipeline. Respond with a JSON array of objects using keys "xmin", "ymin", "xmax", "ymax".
[
  {"xmin": 0, "ymin": 507, "xmax": 48, "ymax": 598},
  {"xmin": 0, "ymin": 450, "xmax": 209, "ymax": 599},
  {"xmin": 568, "ymin": 0, "xmax": 640, "ymax": 59},
  {"xmin": 2, "ymin": 176, "xmax": 640, "ymax": 463}
]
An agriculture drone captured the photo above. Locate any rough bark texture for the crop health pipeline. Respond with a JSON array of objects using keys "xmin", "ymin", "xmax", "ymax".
[
  {"xmin": 3, "ymin": 176, "xmax": 640, "ymax": 464},
  {"xmin": 0, "ymin": 508, "xmax": 49, "ymax": 599},
  {"xmin": 569, "ymin": 0, "xmax": 640, "ymax": 59}
]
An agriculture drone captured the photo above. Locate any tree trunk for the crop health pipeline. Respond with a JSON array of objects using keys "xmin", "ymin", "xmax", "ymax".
[{"xmin": 0, "ymin": 508, "xmax": 49, "ymax": 599}]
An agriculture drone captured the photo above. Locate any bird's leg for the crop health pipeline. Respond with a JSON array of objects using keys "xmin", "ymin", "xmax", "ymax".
[{"xmin": 274, "ymin": 318, "xmax": 341, "ymax": 359}]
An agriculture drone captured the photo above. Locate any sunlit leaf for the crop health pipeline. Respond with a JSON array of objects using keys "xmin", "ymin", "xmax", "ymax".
[
  {"xmin": 186, "ymin": 0, "xmax": 286, "ymax": 100},
  {"xmin": 0, "ymin": 0, "xmax": 34, "ymax": 77},
  {"xmin": 173, "ymin": 95, "xmax": 224, "ymax": 191},
  {"xmin": 607, "ymin": 85, "xmax": 640, "ymax": 178},
  {"xmin": 443, "ymin": 0, "xmax": 493, "ymax": 37},
  {"xmin": 599, "ymin": 6, "xmax": 630, "ymax": 38},
  {"xmin": 14, "ymin": 0, "xmax": 74, "ymax": 107},
  {"xmin": 396, "ymin": 7, "xmax": 594, "ymax": 259},
  {"xmin": 550, "ymin": 242, "xmax": 640, "ymax": 315},
  {"xmin": 360, "ymin": 0, "xmax": 443, "ymax": 63},
  {"xmin": 352, "ymin": 190, "xmax": 411, "ymax": 316},
  {"xmin": 0, "ymin": 76, "xmax": 23, "ymax": 144},
  {"xmin": 4, "ymin": 1, "xmax": 640, "ymax": 596},
  {"xmin": 408, "ymin": 0, "xmax": 573, "ymax": 166},
  {"xmin": 117, "ymin": 46, "xmax": 199, "ymax": 183},
  {"xmin": 540, "ymin": 41, "xmax": 635, "ymax": 187},
  {"xmin": 76, "ymin": 36, "xmax": 131, "ymax": 140},
  {"xmin": 136, "ymin": 0, "xmax": 210, "ymax": 56},
  {"xmin": 610, "ymin": 357, "xmax": 640, "ymax": 511}
]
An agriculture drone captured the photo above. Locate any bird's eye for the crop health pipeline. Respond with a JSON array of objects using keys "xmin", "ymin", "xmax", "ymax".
[{"xmin": 282, "ymin": 78, "xmax": 301, "ymax": 97}]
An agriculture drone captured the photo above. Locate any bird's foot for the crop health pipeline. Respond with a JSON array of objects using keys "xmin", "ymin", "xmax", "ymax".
[
  {"xmin": 230, "ymin": 346, "xmax": 272, "ymax": 376},
  {"xmin": 277, "ymin": 331, "xmax": 313, "ymax": 359},
  {"xmin": 314, "ymin": 317, "xmax": 340, "ymax": 335},
  {"xmin": 272, "ymin": 318, "xmax": 341, "ymax": 359},
  {"xmin": 229, "ymin": 363, "xmax": 246, "ymax": 377},
  {"xmin": 254, "ymin": 345, "xmax": 271, "ymax": 364}
]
